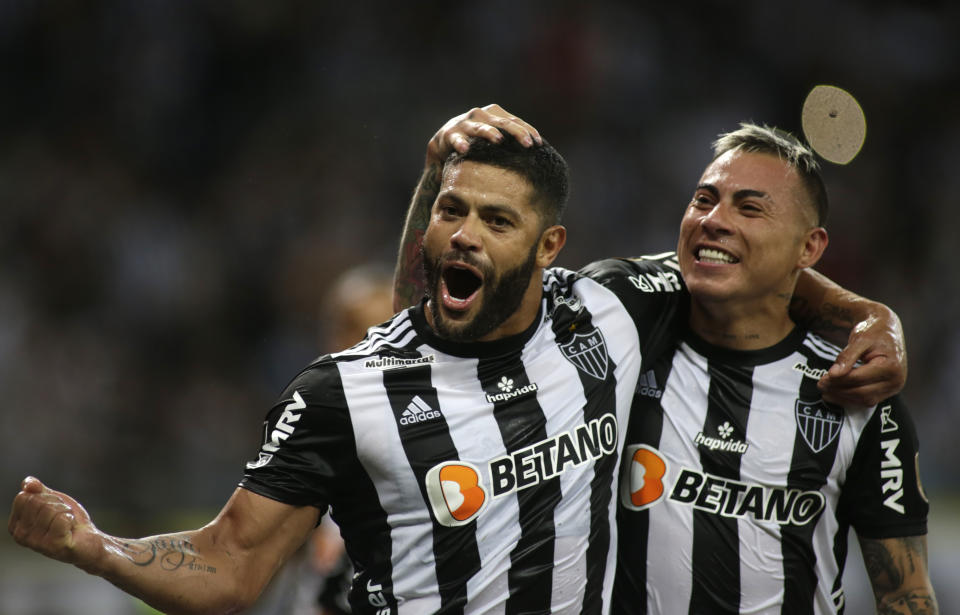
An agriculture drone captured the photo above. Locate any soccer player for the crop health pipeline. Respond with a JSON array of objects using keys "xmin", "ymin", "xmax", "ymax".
[
  {"xmin": 613, "ymin": 124, "xmax": 937, "ymax": 614},
  {"xmin": 10, "ymin": 118, "xmax": 903, "ymax": 615},
  {"xmin": 391, "ymin": 106, "xmax": 926, "ymax": 614}
]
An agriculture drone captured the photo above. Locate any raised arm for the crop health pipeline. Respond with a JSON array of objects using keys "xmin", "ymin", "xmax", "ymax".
[
  {"xmin": 8, "ymin": 477, "xmax": 319, "ymax": 615},
  {"xmin": 859, "ymin": 535, "xmax": 938, "ymax": 614},
  {"xmin": 792, "ymin": 268, "xmax": 907, "ymax": 407},
  {"xmin": 393, "ymin": 104, "xmax": 542, "ymax": 311}
]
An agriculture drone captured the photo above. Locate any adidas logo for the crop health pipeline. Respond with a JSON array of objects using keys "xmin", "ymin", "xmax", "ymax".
[
  {"xmin": 637, "ymin": 370, "xmax": 662, "ymax": 399},
  {"xmin": 400, "ymin": 395, "xmax": 442, "ymax": 425}
]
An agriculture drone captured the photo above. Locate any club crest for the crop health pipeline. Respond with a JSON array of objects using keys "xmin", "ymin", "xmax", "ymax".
[
  {"xmin": 795, "ymin": 400, "xmax": 843, "ymax": 453},
  {"xmin": 561, "ymin": 329, "xmax": 609, "ymax": 380}
]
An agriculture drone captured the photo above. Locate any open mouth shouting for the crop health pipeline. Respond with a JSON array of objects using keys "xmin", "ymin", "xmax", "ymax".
[
  {"xmin": 695, "ymin": 246, "xmax": 740, "ymax": 265},
  {"xmin": 440, "ymin": 261, "xmax": 484, "ymax": 313}
]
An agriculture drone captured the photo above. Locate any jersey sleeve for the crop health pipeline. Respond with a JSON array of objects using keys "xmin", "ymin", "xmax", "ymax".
[
  {"xmin": 239, "ymin": 361, "xmax": 354, "ymax": 513},
  {"xmin": 578, "ymin": 252, "xmax": 688, "ymax": 368},
  {"xmin": 839, "ymin": 396, "xmax": 929, "ymax": 539}
]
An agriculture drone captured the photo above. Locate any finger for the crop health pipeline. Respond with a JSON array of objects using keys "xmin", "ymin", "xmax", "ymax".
[
  {"xmin": 826, "ymin": 341, "xmax": 869, "ymax": 379},
  {"xmin": 42, "ymin": 504, "xmax": 78, "ymax": 549},
  {"xmin": 479, "ymin": 104, "xmax": 542, "ymax": 144},
  {"xmin": 14, "ymin": 489, "xmax": 65, "ymax": 531},
  {"xmin": 21, "ymin": 476, "xmax": 44, "ymax": 494},
  {"xmin": 821, "ymin": 358, "xmax": 901, "ymax": 390},
  {"xmin": 821, "ymin": 383, "xmax": 893, "ymax": 408},
  {"xmin": 467, "ymin": 107, "xmax": 539, "ymax": 146}
]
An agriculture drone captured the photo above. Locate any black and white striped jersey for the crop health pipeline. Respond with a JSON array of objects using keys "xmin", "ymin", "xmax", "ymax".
[
  {"xmin": 613, "ymin": 327, "xmax": 929, "ymax": 615},
  {"xmin": 241, "ymin": 256, "xmax": 685, "ymax": 615}
]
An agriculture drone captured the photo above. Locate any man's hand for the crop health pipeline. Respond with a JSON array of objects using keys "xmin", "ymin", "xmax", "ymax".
[
  {"xmin": 8, "ymin": 476, "xmax": 102, "ymax": 569},
  {"xmin": 818, "ymin": 309, "xmax": 907, "ymax": 407},
  {"xmin": 424, "ymin": 103, "xmax": 541, "ymax": 167}
]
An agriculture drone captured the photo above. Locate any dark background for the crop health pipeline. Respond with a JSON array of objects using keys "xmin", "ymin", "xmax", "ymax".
[{"xmin": 1, "ymin": 1, "xmax": 957, "ymax": 612}]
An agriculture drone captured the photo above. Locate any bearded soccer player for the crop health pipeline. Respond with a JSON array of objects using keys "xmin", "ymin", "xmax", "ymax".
[
  {"xmin": 9, "ymin": 127, "xmax": 675, "ymax": 614},
  {"xmin": 12, "ymin": 115, "xmax": 906, "ymax": 614}
]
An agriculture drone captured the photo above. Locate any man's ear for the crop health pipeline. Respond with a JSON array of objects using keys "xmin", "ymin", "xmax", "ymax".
[
  {"xmin": 537, "ymin": 225, "xmax": 566, "ymax": 268},
  {"xmin": 798, "ymin": 227, "xmax": 829, "ymax": 270}
]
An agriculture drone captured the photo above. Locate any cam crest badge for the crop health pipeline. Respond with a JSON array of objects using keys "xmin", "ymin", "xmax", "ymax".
[
  {"xmin": 561, "ymin": 329, "xmax": 609, "ymax": 380},
  {"xmin": 795, "ymin": 400, "xmax": 843, "ymax": 453}
]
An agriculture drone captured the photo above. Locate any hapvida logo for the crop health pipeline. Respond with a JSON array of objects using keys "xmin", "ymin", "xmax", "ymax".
[
  {"xmin": 694, "ymin": 421, "xmax": 749, "ymax": 454},
  {"xmin": 485, "ymin": 377, "xmax": 539, "ymax": 403}
]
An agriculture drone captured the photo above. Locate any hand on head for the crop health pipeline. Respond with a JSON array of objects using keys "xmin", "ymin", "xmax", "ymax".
[{"xmin": 426, "ymin": 104, "xmax": 541, "ymax": 167}]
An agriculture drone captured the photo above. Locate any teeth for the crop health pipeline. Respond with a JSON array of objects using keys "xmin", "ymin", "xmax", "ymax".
[{"xmin": 698, "ymin": 248, "xmax": 738, "ymax": 264}]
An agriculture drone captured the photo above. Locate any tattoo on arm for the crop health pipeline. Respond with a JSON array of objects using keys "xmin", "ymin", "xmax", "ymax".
[
  {"xmin": 394, "ymin": 162, "xmax": 441, "ymax": 310},
  {"xmin": 117, "ymin": 536, "xmax": 217, "ymax": 574},
  {"xmin": 789, "ymin": 296, "xmax": 855, "ymax": 340},
  {"xmin": 862, "ymin": 536, "xmax": 938, "ymax": 614}
]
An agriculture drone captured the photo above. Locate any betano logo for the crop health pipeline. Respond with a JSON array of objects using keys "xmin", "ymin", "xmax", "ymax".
[
  {"xmin": 425, "ymin": 413, "xmax": 618, "ymax": 527},
  {"xmin": 620, "ymin": 444, "xmax": 667, "ymax": 510},
  {"xmin": 620, "ymin": 444, "xmax": 826, "ymax": 525},
  {"xmin": 425, "ymin": 461, "xmax": 489, "ymax": 527}
]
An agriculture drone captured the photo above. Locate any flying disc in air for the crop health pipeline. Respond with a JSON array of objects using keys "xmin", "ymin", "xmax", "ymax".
[{"xmin": 801, "ymin": 85, "xmax": 866, "ymax": 165}]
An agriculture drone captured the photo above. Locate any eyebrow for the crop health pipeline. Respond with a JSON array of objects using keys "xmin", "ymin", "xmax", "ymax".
[
  {"xmin": 437, "ymin": 192, "xmax": 522, "ymax": 218},
  {"xmin": 696, "ymin": 183, "xmax": 773, "ymax": 203}
]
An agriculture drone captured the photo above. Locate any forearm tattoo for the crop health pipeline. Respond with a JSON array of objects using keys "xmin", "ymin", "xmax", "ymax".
[
  {"xmin": 116, "ymin": 536, "xmax": 216, "ymax": 574},
  {"xmin": 862, "ymin": 537, "xmax": 937, "ymax": 614},
  {"xmin": 789, "ymin": 296, "xmax": 855, "ymax": 340},
  {"xmin": 394, "ymin": 162, "xmax": 441, "ymax": 309}
]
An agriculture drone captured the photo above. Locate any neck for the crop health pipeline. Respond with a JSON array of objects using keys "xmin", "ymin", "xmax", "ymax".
[{"xmin": 688, "ymin": 294, "xmax": 796, "ymax": 350}]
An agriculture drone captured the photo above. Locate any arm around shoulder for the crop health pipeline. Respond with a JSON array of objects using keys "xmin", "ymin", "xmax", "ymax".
[
  {"xmin": 792, "ymin": 268, "xmax": 907, "ymax": 407},
  {"xmin": 9, "ymin": 477, "xmax": 319, "ymax": 615}
]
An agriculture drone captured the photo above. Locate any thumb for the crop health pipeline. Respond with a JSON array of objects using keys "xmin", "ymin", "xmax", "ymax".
[
  {"xmin": 21, "ymin": 477, "xmax": 92, "ymax": 526},
  {"xmin": 827, "ymin": 342, "xmax": 861, "ymax": 379},
  {"xmin": 21, "ymin": 476, "xmax": 45, "ymax": 495}
]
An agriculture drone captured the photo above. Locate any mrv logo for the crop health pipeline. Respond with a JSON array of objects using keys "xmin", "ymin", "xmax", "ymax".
[
  {"xmin": 670, "ymin": 468, "xmax": 825, "ymax": 526},
  {"xmin": 247, "ymin": 390, "xmax": 306, "ymax": 469}
]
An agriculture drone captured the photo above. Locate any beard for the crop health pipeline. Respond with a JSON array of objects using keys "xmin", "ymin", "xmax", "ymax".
[{"xmin": 422, "ymin": 243, "xmax": 539, "ymax": 343}]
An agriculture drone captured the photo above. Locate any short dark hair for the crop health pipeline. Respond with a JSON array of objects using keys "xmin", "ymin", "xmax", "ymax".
[
  {"xmin": 713, "ymin": 123, "xmax": 829, "ymax": 227},
  {"xmin": 444, "ymin": 130, "xmax": 569, "ymax": 226}
]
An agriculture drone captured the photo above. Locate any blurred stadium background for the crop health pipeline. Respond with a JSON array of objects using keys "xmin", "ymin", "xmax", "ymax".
[{"xmin": 1, "ymin": 2, "xmax": 957, "ymax": 613}]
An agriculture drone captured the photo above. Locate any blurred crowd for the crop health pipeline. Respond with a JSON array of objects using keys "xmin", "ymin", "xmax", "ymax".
[{"xmin": 1, "ymin": 0, "xmax": 957, "ymax": 534}]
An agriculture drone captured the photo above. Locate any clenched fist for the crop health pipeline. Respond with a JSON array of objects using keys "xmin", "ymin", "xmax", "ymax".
[{"xmin": 8, "ymin": 477, "xmax": 102, "ymax": 570}]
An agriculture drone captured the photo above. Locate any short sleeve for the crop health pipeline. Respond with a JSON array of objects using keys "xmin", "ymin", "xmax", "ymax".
[
  {"xmin": 240, "ymin": 362, "xmax": 355, "ymax": 513},
  {"xmin": 578, "ymin": 253, "xmax": 688, "ymax": 369},
  {"xmin": 839, "ymin": 396, "xmax": 929, "ymax": 539}
]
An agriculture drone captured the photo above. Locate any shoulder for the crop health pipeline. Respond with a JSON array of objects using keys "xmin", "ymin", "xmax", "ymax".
[
  {"xmin": 796, "ymin": 331, "xmax": 844, "ymax": 366},
  {"xmin": 578, "ymin": 252, "xmax": 683, "ymax": 288},
  {"xmin": 281, "ymin": 309, "xmax": 424, "ymax": 404}
]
